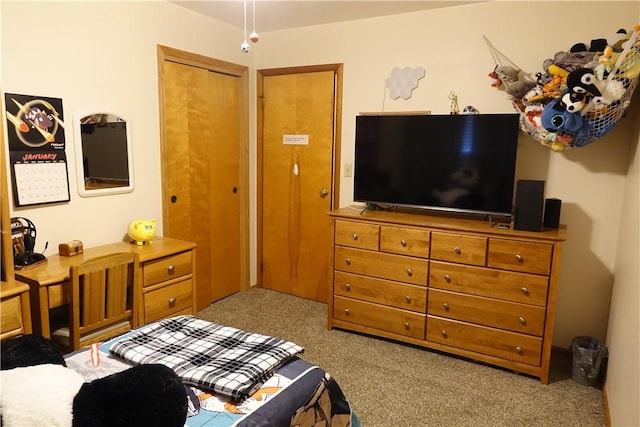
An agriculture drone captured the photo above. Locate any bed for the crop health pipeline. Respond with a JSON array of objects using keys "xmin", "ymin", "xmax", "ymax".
[{"xmin": 62, "ymin": 315, "xmax": 361, "ymax": 427}]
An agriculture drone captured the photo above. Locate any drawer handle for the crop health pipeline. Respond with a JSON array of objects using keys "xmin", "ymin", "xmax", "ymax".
[
  {"xmin": 404, "ymin": 322, "xmax": 410, "ymax": 330},
  {"xmin": 406, "ymin": 268, "xmax": 412, "ymax": 277},
  {"xmin": 352, "ymin": 233, "xmax": 358, "ymax": 241},
  {"xmin": 519, "ymin": 317, "xmax": 526, "ymax": 325},
  {"xmin": 521, "ymin": 286, "xmax": 529, "ymax": 295},
  {"xmin": 345, "ymin": 283, "xmax": 351, "ymax": 291},
  {"xmin": 344, "ymin": 308, "xmax": 350, "ymax": 316},
  {"xmin": 444, "ymin": 274, "xmax": 451, "ymax": 283},
  {"xmin": 443, "ymin": 302, "xmax": 449, "ymax": 311},
  {"xmin": 405, "ymin": 296, "xmax": 411, "ymax": 303},
  {"xmin": 345, "ymin": 258, "xmax": 351, "ymax": 266},
  {"xmin": 168, "ymin": 297, "xmax": 176, "ymax": 306},
  {"xmin": 515, "ymin": 254, "xmax": 523, "ymax": 263},
  {"xmin": 441, "ymin": 330, "xmax": 448, "ymax": 338},
  {"xmin": 515, "ymin": 346, "xmax": 523, "ymax": 354},
  {"xmin": 168, "ymin": 264, "xmax": 176, "ymax": 274},
  {"xmin": 400, "ymin": 239, "xmax": 407, "ymax": 247},
  {"xmin": 454, "ymin": 246, "xmax": 461, "ymax": 255}
]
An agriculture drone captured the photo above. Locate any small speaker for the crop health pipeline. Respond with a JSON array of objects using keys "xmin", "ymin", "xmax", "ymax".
[
  {"xmin": 514, "ymin": 180, "xmax": 545, "ymax": 232},
  {"xmin": 543, "ymin": 198, "xmax": 562, "ymax": 229}
]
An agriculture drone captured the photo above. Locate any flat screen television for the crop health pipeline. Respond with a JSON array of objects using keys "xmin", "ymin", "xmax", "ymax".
[{"xmin": 354, "ymin": 113, "xmax": 520, "ymax": 217}]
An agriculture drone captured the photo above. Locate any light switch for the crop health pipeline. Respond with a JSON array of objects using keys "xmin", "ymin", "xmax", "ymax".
[{"xmin": 344, "ymin": 163, "xmax": 353, "ymax": 177}]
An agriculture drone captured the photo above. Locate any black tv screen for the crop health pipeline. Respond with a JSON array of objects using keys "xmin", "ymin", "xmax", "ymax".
[{"xmin": 354, "ymin": 114, "xmax": 520, "ymax": 216}]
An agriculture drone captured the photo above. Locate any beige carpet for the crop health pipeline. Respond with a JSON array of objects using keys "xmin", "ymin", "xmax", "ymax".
[{"xmin": 198, "ymin": 288, "xmax": 605, "ymax": 427}]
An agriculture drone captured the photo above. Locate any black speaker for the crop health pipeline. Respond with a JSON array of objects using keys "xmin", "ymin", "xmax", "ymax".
[
  {"xmin": 543, "ymin": 198, "xmax": 562, "ymax": 229},
  {"xmin": 514, "ymin": 180, "xmax": 545, "ymax": 232}
]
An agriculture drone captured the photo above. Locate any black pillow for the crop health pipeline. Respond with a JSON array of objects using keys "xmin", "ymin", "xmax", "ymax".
[
  {"xmin": 72, "ymin": 364, "xmax": 188, "ymax": 427},
  {"xmin": 1, "ymin": 334, "xmax": 66, "ymax": 370}
]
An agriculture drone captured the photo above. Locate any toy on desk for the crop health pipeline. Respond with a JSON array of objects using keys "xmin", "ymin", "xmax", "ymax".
[{"xmin": 128, "ymin": 219, "xmax": 157, "ymax": 245}]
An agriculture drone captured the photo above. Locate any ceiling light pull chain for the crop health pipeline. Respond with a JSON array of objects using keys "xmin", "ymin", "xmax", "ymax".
[
  {"xmin": 250, "ymin": 0, "xmax": 259, "ymax": 43},
  {"xmin": 241, "ymin": 0, "xmax": 250, "ymax": 53}
]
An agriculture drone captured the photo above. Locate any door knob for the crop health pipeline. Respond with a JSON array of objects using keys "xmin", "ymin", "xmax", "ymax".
[{"xmin": 320, "ymin": 188, "xmax": 329, "ymax": 198}]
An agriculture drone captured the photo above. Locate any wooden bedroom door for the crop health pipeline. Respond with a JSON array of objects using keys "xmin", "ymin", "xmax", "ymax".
[
  {"xmin": 257, "ymin": 65, "xmax": 343, "ymax": 303},
  {"xmin": 158, "ymin": 46, "xmax": 250, "ymax": 310}
]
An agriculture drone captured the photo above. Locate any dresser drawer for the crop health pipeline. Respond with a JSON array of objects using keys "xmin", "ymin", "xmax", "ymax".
[
  {"xmin": 488, "ymin": 239, "xmax": 552, "ymax": 275},
  {"xmin": 380, "ymin": 225, "xmax": 430, "ymax": 258},
  {"xmin": 334, "ymin": 246, "xmax": 427, "ymax": 285},
  {"xmin": 334, "ymin": 271, "xmax": 427, "ymax": 312},
  {"xmin": 334, "ymin": 296, "xmax": 425, "ymax": 339},
  {"xmin": 335, "ymin": 220, "xmax": 379, "ymax": 250},
  {"xmin": 143, "ymin": 279, "xmax": 193, "ymax": 324},
  {"xmin": 0, "ymin": 295, "xmax": 25, "ymax": 336},
  {"xmin": 430, "ymin": 232, "xmax": 487, "ymax": 266},
  {"xmin": 142, "ymin": 251, "xmax": 193, "ymax": 287},
  {"xmin": 429, "ymin": 261, "xmax": 549, "ymax": 306},
  {"xmin": 427, "ymin": 316, "xmax": 542, "ymax": 366},
  {"xmin": 428, "ymin": 289, "xmax": 546, "ymax": 336}
]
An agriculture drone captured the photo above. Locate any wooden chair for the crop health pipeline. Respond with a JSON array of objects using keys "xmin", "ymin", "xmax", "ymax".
[{"xmin": 52, "ymin": 252, "xmax": 138, "ymax": 352}]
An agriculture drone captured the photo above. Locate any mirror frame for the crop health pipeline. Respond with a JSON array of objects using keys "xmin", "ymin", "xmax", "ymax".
[{"xmin": 73, "ymin": 111, "xmax": 134, "ymax": 197}]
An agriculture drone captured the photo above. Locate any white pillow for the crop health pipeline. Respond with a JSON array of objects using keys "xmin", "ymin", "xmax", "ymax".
[{"xmin": 0, "ymin": 364, "xmax": 84, "ymax": 427}]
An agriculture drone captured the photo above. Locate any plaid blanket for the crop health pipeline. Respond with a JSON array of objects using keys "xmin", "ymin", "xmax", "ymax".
[{"xmin": 109, "ymin": 315, "xmax": 304, "ymax": 401}]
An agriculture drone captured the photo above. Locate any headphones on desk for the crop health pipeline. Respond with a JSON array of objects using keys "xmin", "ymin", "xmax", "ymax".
[{"xmin": 11, "ymin": 217, "xmax": 46, "ymax": 267}]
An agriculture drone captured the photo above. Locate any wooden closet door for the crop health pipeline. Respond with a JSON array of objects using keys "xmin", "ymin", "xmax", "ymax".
[{"xmin": 161, "ymin": 60, "xmax": 241, "ymax": 308}]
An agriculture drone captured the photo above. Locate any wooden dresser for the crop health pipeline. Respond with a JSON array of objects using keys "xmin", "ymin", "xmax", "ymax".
[{"xmin": 328, "ymin": 207, "xmax": 566, "ymax": 383}]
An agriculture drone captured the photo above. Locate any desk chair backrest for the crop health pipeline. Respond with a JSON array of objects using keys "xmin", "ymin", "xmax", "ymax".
[{"xmin": 62, "ymin": 252, "xmax": 138, "ymax": 351}]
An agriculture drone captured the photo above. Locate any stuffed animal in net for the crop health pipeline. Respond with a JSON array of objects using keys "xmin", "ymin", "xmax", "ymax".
[
  {"xmin": 0, "ymin": 334, "xmax": 189, "ymax": 427},
  {"xmin": 486, "ymin": 26, "xmax": 640, "ymax": 151},
  {"xmin": 493, "ymin": 65, "xmax": 536, "ymax": 100}
]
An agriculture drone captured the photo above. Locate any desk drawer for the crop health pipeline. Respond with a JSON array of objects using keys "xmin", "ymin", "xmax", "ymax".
[
  {"xmin": 427, "ymin": 315, "xmax": 542, "ymax": 366},
  {"xmin": 143, "ymin": 279, "xmax": 193, "ymax": 324},
  {"xmin": 48, "ymin": 281, "xmax": 70, "ymax": 308},
  {"xmin": 142, "ymin": 251, "xmax": 193, "ymax": 287},
  {"xmin": 0, "ymin": 295, "xmax": 25, "ymax": 336}
]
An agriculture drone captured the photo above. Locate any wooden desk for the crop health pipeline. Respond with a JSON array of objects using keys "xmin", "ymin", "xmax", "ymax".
[{"xmin": 15, "ymin": 236, "xmax": 196, "ymax": 338}]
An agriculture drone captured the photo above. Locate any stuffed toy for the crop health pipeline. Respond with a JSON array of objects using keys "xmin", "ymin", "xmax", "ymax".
[
  {"xmin": 493, "ymin": 65, "xmax": 536, "ymax": 100},
  {"xmin": 541, "ymin": 98, "xmax": 586, "ymax": 136},
  {"xmin": 0, "ymin": 334, "xmax": 189, "ymax": 427}
]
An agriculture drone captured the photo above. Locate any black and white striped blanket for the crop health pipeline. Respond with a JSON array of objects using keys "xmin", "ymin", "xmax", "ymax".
[{"xmin": 109, "ymin": 315, "xmax": 304, "ymax": 401}]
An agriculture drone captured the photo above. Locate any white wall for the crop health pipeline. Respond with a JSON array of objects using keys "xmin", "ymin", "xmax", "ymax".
[
  {"xmin": 606, "ymin": 95, "xmax": 640, "ymax": 426},
  {"xmin": 1, "ymin": 0, "xmax": 250, "ymax": 249},
  {"xmin": 2, "ymin": 4, "xmax": 639, "ymax": 416}
]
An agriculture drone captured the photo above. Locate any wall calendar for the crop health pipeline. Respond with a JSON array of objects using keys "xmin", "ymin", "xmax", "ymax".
[{"xmin": 4, "ymin": 93, "xmax": 70, "ymax": 206}]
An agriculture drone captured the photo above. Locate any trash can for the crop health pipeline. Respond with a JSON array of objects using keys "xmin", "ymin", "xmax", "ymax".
[{"xmin": 571, "ymin": 336, "xmax": 608, "ymax": 387}]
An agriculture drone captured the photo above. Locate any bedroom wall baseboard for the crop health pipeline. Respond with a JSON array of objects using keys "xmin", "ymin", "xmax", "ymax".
[{"xmin": 603, "ymin": 383, "xmax": 611, "ymax": 427}]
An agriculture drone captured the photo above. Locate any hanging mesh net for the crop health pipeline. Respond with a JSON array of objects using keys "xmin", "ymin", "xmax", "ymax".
[{"xmin": 485, "ymin": 29, "xmax": 640, "ymax": 152}]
